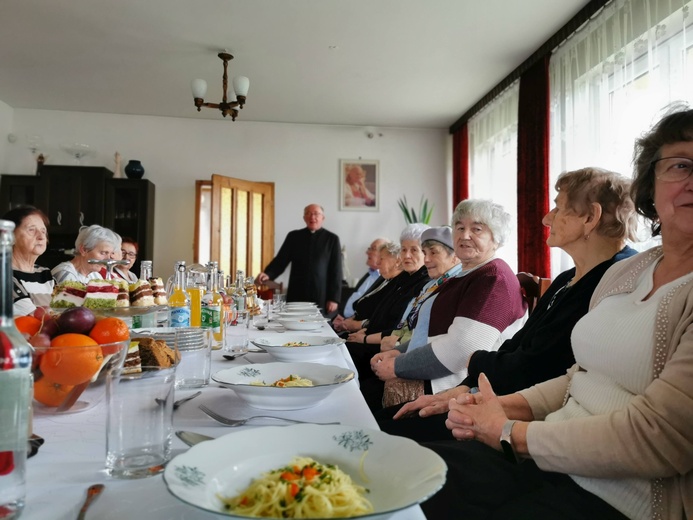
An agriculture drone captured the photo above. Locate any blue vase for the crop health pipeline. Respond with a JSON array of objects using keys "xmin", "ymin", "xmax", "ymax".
[{"xmin": 124, "ymin": 160, "xmax": 145, "ymax": 179}]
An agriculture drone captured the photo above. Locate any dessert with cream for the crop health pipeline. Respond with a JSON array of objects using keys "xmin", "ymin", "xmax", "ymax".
[
  {"xmin": 148, "ymin": 277, "xmax": 168, "ymax": 305},
  {"xmin": 129, "ymin": 280, "xmax": 155, "ymax": 307},
  {"xmin": 83, "ymin": 280, "xmax": 120, "ymax": 310},
  {"xmin": 50, "ymin": 281, "xmax": 87, "ymax": 308}
]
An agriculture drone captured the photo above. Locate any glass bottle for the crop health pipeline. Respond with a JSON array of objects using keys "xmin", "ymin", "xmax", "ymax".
[
  {"xmin": 244, "ymin": 275, "xmax": 261, "ymax": 316},
  {"xmin": 232, "ymin": 270, "xmax": 246, "ymax": 313},
  {"xmin": 133, "ymin": 260, "xmax": 156, "ymax": 328},
  {"xmin": 168, "ymin": 261, "xmax": 191, "ymax": 328},
  {"xmin": 201, "ymin": 262, "xmax": 223, "ymax": 349},
  {"xmin": 0, "ymin": 220, "xmax": 32, "ymax": 518},
  {"xmin": 186, "ymin": 268, "xmax": 204, "ymax": 328}
]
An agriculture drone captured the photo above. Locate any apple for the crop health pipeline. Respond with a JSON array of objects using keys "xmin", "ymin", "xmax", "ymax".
[{"xmin": 57, "ymin": 307, "xmax": 96, "ymax": 335}]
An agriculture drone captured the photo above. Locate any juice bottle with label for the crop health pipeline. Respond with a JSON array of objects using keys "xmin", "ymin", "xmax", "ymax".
[{"xmin": 168, "ymin": 261, "xmax": 191, "ymax": 328}]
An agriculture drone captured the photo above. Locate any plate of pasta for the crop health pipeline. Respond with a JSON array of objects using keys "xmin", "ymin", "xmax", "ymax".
[
  {"xmin": 164, "ymin": 424, "xmax": 447, "ymax": 518},
  {"xmin": 212, "ymin": 362, "xmax": 355, "ymax": 410},
  {"xmin": 251, "ymin": 335, "xmax": 345, "ymax": 362}
]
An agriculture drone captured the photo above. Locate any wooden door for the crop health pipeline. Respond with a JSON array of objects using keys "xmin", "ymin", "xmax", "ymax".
[{"xmin": 194, "ymin": 174, "xmax": 275, "ymax": 280}]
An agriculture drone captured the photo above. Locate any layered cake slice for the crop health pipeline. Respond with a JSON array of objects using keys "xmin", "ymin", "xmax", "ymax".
[
  {"xmin": 83, "ymin": 280, "xmax": 119, "ymax": 310},
  {"xmin": 129, "ymin": 280, "xmax": 155, "ymax": 307},
  {"xmin": 122, "ymin": 341, "xmax": 142, "ymax": 374},
  {"xmin": 113, "ymin": 279, "xmax": 130, "ymax": 308},
  {"xmin": 148, "ymin": 277, "xmax": 168, "ymax": 305},
  {"xmin": 50, "ymin": 281, "xmax": 87, "ymax": 308}
]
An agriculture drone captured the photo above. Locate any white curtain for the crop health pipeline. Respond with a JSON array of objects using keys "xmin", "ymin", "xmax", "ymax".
[
  {"xmin": 468, "ymin": 82, "xmax": 520, "ymax": 273},
  {"xmin": 549, "ymin": 0, "xmax": 693, "ymax": 276}
]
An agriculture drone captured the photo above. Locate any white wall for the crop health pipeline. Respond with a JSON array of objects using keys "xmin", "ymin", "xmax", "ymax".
[
  {"xmin": 0, "ymin": 100, "xmax": 13, "ymax": 171},
  {"xmin": 1, "ymin": 108, "xmax": 450, "ymax": 286}
]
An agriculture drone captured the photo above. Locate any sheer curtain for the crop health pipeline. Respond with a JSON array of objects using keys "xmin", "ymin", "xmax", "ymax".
[
  {"xmin": 549, "ymin": 0, "xmax": 693, "ymax": 277},
  {"xmin": 468, "ymin": 82, "xmax": 520, "ymax": 272}
]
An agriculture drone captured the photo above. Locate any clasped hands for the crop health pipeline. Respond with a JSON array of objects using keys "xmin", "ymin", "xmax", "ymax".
[
  {"xmin": 393, "ymin": 374, "xmax": 510, "ymax": 451},
  {"xmin": 369, "ymin": 350, "xmax": 399, "ymax": 380}
]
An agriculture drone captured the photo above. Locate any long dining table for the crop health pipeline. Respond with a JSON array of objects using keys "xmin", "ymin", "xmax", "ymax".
[{"xmin": 23, "ymin": 319, "xmax": 428, "ymax": 519}]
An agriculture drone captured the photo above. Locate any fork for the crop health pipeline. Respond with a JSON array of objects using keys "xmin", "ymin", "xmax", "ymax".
[{"xmin": 198, "ymin": 404, "xmax": 340, "ymax": 427}]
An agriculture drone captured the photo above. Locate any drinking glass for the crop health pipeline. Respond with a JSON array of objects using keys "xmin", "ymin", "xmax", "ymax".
[{"xmin": 105, "ymin": 365, "xmax": 176, "ymax": 478}]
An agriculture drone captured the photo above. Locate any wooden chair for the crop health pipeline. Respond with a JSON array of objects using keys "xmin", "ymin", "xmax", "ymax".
[{"xmin": 517, "ymin": 272, "xmax": 552, "ymax": 315}]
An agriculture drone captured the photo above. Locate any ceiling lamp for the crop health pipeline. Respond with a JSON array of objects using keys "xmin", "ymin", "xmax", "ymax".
[{"xmin": 191, "ymin": 51, "xmax": 249, "ymax": 121}]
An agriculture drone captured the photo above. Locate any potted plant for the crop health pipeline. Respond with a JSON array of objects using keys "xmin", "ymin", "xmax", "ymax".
[{"xmin": 397, "ymin": 195, "xmax": 433, "ymax": 224}]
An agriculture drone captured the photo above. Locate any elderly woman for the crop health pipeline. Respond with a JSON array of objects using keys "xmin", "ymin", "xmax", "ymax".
[
  {"xmin": 381, "ymin": 226, "xmax": 462, "ymax": 351},
  {"xmin": 339, "ymin": 240, "xmax": 403, "ymax": 333},
  {"xmin": 51, "ymin": 224, "xmax": 121, "ymax": 284},
  {"xmin": 376, "ymin": 167, "xmax": 638, "ymax": 441},
  {"xmin": 370, "ymin": 200, "xmax": 527, "ymax": 409},
  {"xmin": 114, "ymin": 236, "xmax": 138, "ymax": 283},
  {"xmin": 421, "ymin": 110, "xmax": 693, "ymax": 520},
  {"xmin": 2, "ymin": 206, "xmax": 54, "ymax": 316}
]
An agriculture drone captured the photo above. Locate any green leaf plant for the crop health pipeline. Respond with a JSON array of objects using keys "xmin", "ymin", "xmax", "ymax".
[{"xmin": 397, "ymin": 195, "xmax": 434, "ymax": 224}]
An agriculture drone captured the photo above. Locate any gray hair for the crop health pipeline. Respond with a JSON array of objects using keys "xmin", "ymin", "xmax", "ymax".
[
  {"xmin": 399, "ymin": 223, "xmax": 430, "ymax": 244},
  {"xmin": 451, "ymin": 199, "xmax": 511, "ymax": 247},
  {"xmin": 379, "ymin": 240, "xmax": 401, "ymax": 257},
  {"xmin": 75, "ymin": 225, "xmax": 122, "ymax": 252}
]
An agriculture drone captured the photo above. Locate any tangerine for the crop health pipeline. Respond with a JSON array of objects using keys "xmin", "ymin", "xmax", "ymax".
[
  {"xmin": 41, "ymin": 333, "xmax": 103, "ymax": 386},
  {"xmin": 89, "ymin": 317, "xmax": 129, "ymax": 345},
  {"xmin": 33, "ymin": 376, "xmax": 75, "ymax": 407},
  {"xmin": 15, "ymin": 315, "xmax": 42, "ymax": 336}
]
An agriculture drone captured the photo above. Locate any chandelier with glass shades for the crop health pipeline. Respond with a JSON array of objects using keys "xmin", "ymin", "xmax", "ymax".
[{"xmin": 190, "ymin": 51, "xmax": 249, "ymax": 121}]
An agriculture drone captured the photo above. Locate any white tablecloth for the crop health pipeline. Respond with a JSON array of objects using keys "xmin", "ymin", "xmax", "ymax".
[{"xmin": 23, "ymin": 321, "xmax": 426, "ymax": 519}]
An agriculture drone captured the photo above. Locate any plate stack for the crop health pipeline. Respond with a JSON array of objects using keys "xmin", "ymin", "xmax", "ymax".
[{"xmin": 131, "ymin": 327, "xmax": 207, "ymax": 350}]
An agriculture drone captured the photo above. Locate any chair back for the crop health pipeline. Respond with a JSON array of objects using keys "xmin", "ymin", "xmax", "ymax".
[{"xmin": 517, "ymin": 272, "xmax": 552, "ymax": 314}]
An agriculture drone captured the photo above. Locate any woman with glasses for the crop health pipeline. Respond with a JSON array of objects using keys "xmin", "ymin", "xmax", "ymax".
[
  {"xmin": 112, "ymin": 237, "xmax": 138, "ymax": 283},
  {"xmin": 2, "ymin": 205, "xmax": 55, "ymax": 316}
]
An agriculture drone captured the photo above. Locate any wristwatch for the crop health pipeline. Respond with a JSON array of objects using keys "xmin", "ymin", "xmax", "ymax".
[{"xmin": 500, "ymin": 420, "xmax": 519, "ymax": 464}]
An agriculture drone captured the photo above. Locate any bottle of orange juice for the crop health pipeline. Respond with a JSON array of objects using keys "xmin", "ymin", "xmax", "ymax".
[
  {"xmin": 201, "ymin": 262, "xmax": 223, "ymax": 349},
  {"xmin": 186, "ymin": 280, "xmax": 203, "ymax": 328},
  {"xmin": 168, "ymin": 261, "xmax": 191, "ymax": 327}
]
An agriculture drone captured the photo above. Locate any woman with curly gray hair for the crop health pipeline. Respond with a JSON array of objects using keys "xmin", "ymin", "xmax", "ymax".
[{"xmin": 51, "ymin": 225, "xmax": 121, "ymax": 283}]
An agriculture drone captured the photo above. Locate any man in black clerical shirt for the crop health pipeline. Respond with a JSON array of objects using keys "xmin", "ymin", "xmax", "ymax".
[{"xmin": 256, "ymin": 204, "xmax": 342, "ymax": 314}]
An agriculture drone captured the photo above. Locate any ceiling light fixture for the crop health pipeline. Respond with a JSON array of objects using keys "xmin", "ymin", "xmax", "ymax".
[{"xmin": 191, "ymin": 51, "xmax": 249, "ymax": 121}]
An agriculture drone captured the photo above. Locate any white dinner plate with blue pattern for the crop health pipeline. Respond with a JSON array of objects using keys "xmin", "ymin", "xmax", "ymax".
[
  {"xmin": 212, "ymin": 362, "xmax": 354, "ymax": 410},
  {"xmin": 164, "ymin": 424, "xmax": 447, "ymax": 518}
]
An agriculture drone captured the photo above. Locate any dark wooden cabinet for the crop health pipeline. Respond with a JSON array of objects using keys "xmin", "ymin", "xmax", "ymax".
[
  {"xmin": 105, "ymin": 178, "xmax": 155, "ymax": 274},
  {"xmin": 0, "ymin": 167, "xmax": 156, "ymax": 270}
]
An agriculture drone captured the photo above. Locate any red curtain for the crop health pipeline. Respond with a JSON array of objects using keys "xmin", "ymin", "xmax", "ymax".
[
  {"xmin": 517, "ymin": 56, "xmax": 551, "ymax": 277},
  {"xmin": 452, "ymin": 123, "xmax": 469, "ymax": 207}
]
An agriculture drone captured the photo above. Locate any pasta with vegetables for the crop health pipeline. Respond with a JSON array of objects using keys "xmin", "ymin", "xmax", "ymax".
[{"xmin": 220, "ymin": 456, "xmax": 373, "ymax": 518}]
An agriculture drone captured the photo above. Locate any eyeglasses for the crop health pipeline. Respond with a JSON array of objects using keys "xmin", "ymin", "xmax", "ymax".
[
  {"xmin": 304, "ymin": 212, "xmax": 323, "ymax": 217},
  {"xmin": 121, "ymin": 250, "xmax": 137, "ymax": 259},
  {"xmin": 652, "ymin": 156, "xmax": 693, "ymax": 183},
  {"xmin": 19, "ymin": 226, "xmax": 47, "ymax": 238}
]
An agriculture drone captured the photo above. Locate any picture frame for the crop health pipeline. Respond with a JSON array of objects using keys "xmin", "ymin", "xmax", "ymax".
[{"xmin": 339, "ymin": 159, "xmax": 379, "ymax": 211}]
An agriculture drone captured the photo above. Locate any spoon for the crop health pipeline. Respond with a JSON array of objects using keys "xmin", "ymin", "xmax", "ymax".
[
  {"xmin": 77, "ymin": 483, "xmax": 104, "ymax": 520},
  {"xmin": 222, "ymin": 352, "xmax": 247, "ymax": 361}
]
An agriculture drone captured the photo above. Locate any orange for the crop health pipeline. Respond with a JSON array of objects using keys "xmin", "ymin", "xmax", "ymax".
[
  {"xmin": 15, "ymin": 316, "xmax": 42, "ymax": 336},
  {"xmin": 89, "ymin": 317, "xmax": 129, "ymax": 345},
  {"xmin": 41, "ymin": 333, "xmax": 103, "ymax": 386},
  {"xmin": 33, "ymin": 376, "xmax": 75, "ymax": 407}
]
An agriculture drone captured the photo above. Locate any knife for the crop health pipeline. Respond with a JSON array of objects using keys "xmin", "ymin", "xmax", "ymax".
[{"xmin": 175, "ymin": 430, "xmax": 215, "ymax": 447}]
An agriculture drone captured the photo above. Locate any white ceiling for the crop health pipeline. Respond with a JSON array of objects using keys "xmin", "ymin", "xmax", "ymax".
[{"xmin": 0, "ymin": 0, "xmax": 590, "ymax": 129}]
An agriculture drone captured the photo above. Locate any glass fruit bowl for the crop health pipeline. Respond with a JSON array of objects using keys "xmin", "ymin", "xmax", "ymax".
[{"xmin": 31, "ymin": 338, "xmax": 129, "ymax": 414}]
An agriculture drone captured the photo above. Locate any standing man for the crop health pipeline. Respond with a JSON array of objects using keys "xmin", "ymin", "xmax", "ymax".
[
  {"xmin": 333, "ymin": 237, "xmax": 387, "ymax": 330},
  {"xmin": 256, "ymin": 204, "xmax": 342, "ymax": 314}
]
